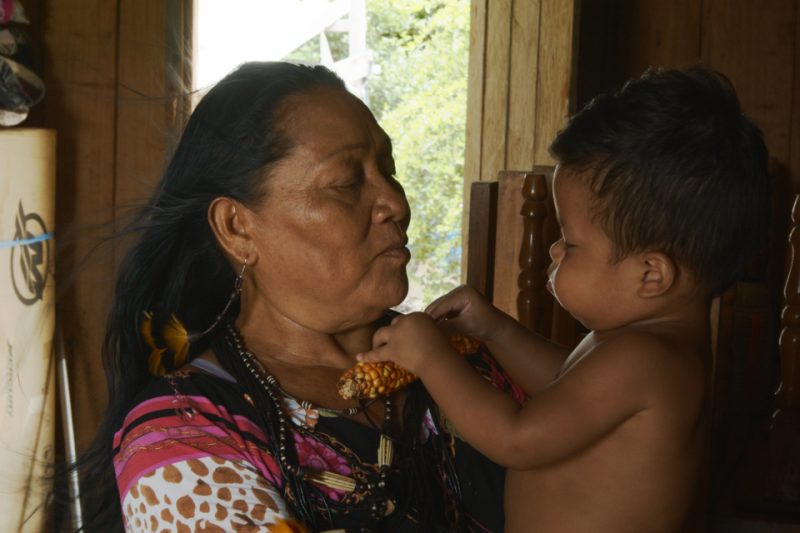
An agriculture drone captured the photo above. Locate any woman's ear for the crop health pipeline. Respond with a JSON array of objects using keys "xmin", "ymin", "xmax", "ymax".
[
  {"xmin": 637, "ymin": 251, "xmax": 676, "ymax": 298},
  {"xmin": 208, "ymin": 197, "xmax": 252, "ymax": 263}
]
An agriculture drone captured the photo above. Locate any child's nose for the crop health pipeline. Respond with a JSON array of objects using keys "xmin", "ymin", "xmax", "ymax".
[{"xmin": 549, "ymin": 239, "xmax": 564, "ymax": 262}]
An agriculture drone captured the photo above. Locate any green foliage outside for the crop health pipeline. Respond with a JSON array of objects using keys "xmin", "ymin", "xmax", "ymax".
[
  {"xmin": 367, "ymin": 0, "xmax": 469, "ymax": 308},
  {"xmin": 286, "ymin": 0, "xmax": 469, "ymax": 308}
]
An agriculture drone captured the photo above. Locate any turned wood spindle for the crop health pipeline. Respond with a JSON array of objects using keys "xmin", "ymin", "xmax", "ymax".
[
  {"xmin": 517, "ymin": 172, "xmax": 552, "ymax": 335},
  {"xmin": 761, "ymin": 194, "xmax": 800, "ymax": 506},
  {"xmin": 777, "ymin": 196, "xmax": 800, "ymax": 412}
]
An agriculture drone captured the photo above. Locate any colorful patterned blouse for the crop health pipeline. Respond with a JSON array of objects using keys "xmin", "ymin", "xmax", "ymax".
[{"xmin": 113, "ymin": 341, "xmax": 524, "ymax": 532}]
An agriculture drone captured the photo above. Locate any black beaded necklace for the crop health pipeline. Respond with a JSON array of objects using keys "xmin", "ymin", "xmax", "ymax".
[{"xmin": 223, "ymin": 322, "xmax": 398, "ymax": 522}]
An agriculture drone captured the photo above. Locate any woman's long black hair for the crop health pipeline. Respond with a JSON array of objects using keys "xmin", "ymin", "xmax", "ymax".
[{"xmin": 71, "ymin": 61, "xmax": 348, "ymax": 531}]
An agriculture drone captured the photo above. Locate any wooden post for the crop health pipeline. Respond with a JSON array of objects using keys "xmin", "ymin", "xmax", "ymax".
[
  {"xmin": 466, "ymin": 181, "xmax": 499, "ymax": 300},
  {"xmin": 777, "ymin": 197, "xmax": 800, "ymax": 412},
  {"xmin": 517, "ymin": 172, "xmax": 552, "ymax": 334},
  {"xmin": 764, "ymin": 195, "xmax": 800, "ymax": 507}
]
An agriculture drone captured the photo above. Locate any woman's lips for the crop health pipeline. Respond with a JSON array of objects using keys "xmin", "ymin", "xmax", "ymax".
[{"xmin": 380, "ymin": 245, "xmax": 411, "ymax": 262}]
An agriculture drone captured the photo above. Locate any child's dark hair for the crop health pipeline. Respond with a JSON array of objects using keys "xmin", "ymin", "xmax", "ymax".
[{"xmin": 549, "ymin": 65, "xmax": 770, "ymax": 295}]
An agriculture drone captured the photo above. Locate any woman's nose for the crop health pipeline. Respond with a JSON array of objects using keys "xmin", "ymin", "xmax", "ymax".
[{"xmin": 373, "ymin": 175, "xmax": 410, "ymax": 228}]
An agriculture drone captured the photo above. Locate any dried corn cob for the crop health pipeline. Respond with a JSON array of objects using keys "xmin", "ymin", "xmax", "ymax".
[
  {"xmin": 449, "ymin": 334, "xmax": 481, "ymax": 355},
  {"xmin": 337, "ymin": 335, "xmax": 482, "ymax": 400},
  {"xmin": 337, "ymin": 360, "xmax": 416, "ymax": 400}
]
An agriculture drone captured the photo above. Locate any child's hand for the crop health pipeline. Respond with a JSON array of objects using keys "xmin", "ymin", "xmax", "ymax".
[
  {"xmin": 425, "ymin": 285, "xmax": 504, "ymax": 342},
  {"xmin": 359, "ymin": 312, "xmax": 456, "ymax": 375}
]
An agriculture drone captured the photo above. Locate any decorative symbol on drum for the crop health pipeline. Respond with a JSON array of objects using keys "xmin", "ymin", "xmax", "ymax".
[{"xmin": 10, "ymin": 201, "xmax": 50, "ymax": 305}]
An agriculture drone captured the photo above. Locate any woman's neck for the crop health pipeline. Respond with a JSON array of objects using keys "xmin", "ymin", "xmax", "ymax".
[{"xmin": 235, "ymin": 308, "xmax": 379, "ymax": 371}]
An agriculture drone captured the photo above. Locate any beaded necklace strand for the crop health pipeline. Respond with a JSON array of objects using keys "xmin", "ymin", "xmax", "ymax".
[{"xmin": 224, "ymin": 323, "xmax": 398, "ymax": 520}]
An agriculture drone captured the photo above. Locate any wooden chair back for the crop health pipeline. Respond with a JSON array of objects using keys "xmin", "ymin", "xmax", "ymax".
[
  {"xmin": 741, "ymin": 192, "xmax": 800, "ymax": 515},
  {"xmin": 761, "ymin": 193, "xmax": 800, "ymax": 511},
  {"xmin": 466, "ymin": 167, "xmax": 580, "ymax": 348}
]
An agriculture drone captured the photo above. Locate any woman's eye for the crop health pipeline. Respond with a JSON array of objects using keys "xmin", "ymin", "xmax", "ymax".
[{"xmin": 333, "ymin": 173, "xmax": 363, "ymax": 190}]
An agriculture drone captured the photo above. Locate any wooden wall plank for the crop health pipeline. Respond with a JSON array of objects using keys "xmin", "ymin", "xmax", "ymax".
[
  {"xmin": 464, "ymin": 0, "xmax": 488, "ymax": 186},
  {"xmin": 576, "ymin": 0, "xmax": 702, "ymax": 109},
  {"xmin": 506, "ymin": 0, "xmax": 541, "ymax": 171},
  {"xmin": 116, "ymin": 0, "xmax": 191, "ymax": 212},
  {"xmin": 702, "ymin": 0, "xmax": 796, "ymax": 167},
  {"xmin": 462, "ymin": 0, "xmax": 489, "ymax": 277},
  {"xmin": 480, "ymin": 0, "xmax": 513, "ymax": 181},
  {"xmin": 575, "ymin": 0, "xmax": 631, "ymax": 108},
  {"xmin": 116, "ymin": 0, "xmax": 173, "ymax": 211},
  {"xmin": 41, "ymin": 0, "xmax": 119, "ymax": 451},
  {"xmin": 40, "ymin": 0, "xmax": 185, "ymax": 451},
  {"xmin": 532, "ymin": 0, "xmax": 578, "ymax": 166},
  {"xmin": 791, "ymin": 0, "xmax": 800, "ymax": 190},
  {"xmin": 627, "ymin": 0, "xmax": 702, "ymax": 73}
]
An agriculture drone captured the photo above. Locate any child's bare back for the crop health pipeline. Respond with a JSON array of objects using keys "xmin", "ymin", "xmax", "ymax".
[{"xmin": 505, "ymin": 326, "xmax": 709, "ymax": 533}]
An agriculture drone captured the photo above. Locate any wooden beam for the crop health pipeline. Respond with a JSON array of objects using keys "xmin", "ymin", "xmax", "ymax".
[{"xmin": 42, "ymin": 0, "xmax": 119, "ymax": 451}]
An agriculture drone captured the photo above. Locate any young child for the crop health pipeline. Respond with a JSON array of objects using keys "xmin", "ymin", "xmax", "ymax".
[{"xmin": 360, "ymin": 66, "xmax": 770, "ymax": 532}]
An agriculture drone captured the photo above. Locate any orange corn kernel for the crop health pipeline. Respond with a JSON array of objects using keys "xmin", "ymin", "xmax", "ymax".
[{"xmin": 336, "ymin": 335, "xmax": 482, "ymax": 400}]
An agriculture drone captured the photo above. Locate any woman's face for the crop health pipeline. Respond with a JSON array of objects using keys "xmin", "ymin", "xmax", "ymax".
[{"xmin": 243, "ymin": 86, "xmax": 411, "ymax": 333}]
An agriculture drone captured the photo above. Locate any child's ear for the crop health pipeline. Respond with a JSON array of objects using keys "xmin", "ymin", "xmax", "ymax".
[{"xmin": 636, "ymin": 251, "xmax": 676, "ymax": 298}]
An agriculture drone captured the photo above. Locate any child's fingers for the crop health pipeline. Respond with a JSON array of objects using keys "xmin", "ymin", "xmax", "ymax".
[
  {"xmin": 424, "ymin": 292, "xmax": 451, "ymax": 316},
  {"xmin": 371, "ymin": 325, "xmax": 391, "ymax": 349},
  {"xmin": 425, "ymin": 286, "xmax": 471, "ymax": 319},
  {"xmin": 424, "ymin": 285, "xmax": 462, "ymax": 314},
  {"xmin": 434, "ymin": 319, "xmax": 464, "ymax": 337},
  {"xmin": 357, "ymin": 344, "xmax": 390, "ymax": 364}
]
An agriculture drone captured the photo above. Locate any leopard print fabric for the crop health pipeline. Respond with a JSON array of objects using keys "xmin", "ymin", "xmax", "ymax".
[{"xmin": 121, "ymin": 456, "xmax": 289, "ymax": 532}]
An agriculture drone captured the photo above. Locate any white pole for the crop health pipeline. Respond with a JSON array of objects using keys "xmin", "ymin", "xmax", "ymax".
[{"xmin": 56, "ymin": 324, "xmax": 83, "ymax": 531}]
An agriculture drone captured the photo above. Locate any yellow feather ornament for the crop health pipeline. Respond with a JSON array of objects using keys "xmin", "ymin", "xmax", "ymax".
[
  {"xmin": 141, "ymin": 311, "xmax": 166, "ymax": 376},
  {"xmin": 163, "ymin": 313, "xmax": 191, "ymax": 369},
  {"xmin": 147, "ymin": 347, "xmax": 166, "ymax": 376}
]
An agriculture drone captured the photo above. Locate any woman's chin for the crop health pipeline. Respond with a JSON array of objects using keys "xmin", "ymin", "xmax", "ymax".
[{"xmin": 374, "ymin": 276, "xmax": 409, "ymax": 314}]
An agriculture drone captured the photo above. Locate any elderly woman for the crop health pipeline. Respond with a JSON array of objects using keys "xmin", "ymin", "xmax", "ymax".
[{"xmin": 80, "ymin": 62, "xmax": 512, "ymax": 532}]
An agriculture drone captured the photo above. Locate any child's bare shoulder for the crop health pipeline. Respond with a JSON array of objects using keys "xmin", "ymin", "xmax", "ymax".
[
  {"xmin": 592, "ymin": 328, "xmax": 704, "ymax": 370},
  {"xmin": 584, "ymin": 329, "xmax": 707, "ymax": 402}
]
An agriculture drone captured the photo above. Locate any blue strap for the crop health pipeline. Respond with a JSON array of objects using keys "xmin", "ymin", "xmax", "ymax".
[{"xmin": 0, "ymin": 232, "xmax": 54, "ymax": 249}]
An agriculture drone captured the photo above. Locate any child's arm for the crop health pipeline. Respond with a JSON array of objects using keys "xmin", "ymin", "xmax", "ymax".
[
  {"xmin": 426, "ymin": 285, "xmax": 570, "ymax": 393},
  {"xmin": 363, "ymin": 322, "xmax": 693, "ymax": 469}
]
